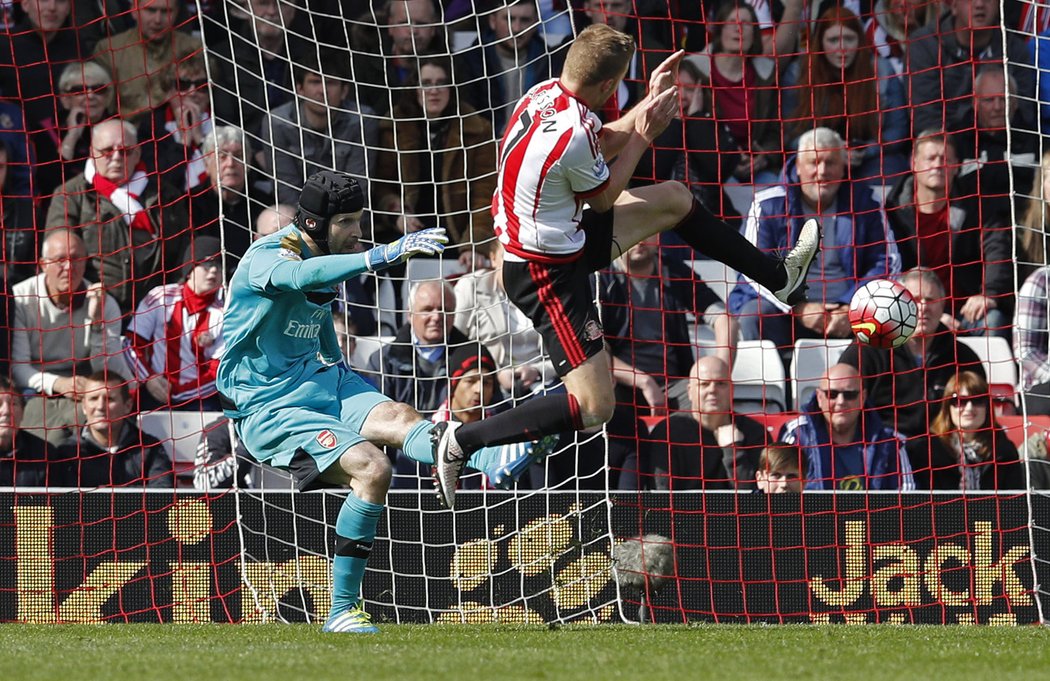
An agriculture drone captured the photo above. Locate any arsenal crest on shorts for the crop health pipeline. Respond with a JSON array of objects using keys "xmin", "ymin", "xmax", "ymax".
[
  {"xmin": 316, "ymin": 430, "xmax": 338, "ymax": 449},
  {"xmin": 582, "ymin": 320, "xmax": 603, "ymax": 342}
]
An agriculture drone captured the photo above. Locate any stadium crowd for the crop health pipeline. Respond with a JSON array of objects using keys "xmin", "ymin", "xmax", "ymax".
[{"xmin": 0, "ymin": 0, "xmax": 1048, "ymax": 493}]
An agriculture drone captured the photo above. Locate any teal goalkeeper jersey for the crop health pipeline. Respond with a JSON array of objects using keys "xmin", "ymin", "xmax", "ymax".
[{"xmin": 217, "ymin": 225, "xmax": 370, "ymax": 419}]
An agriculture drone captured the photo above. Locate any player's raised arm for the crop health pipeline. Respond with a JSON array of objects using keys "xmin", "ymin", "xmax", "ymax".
[
  {"xmin": 588, "ymin": 88, "xmax": 678, "ymax": 213},
  {"xmin": 599, "ymin": 50, "xmax": 684, "ymax": 160}
]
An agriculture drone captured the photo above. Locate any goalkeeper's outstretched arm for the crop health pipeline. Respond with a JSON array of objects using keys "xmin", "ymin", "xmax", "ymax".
[{"xmin": 263, "ymin": 227, "xmax": 449, "ymax": 292}]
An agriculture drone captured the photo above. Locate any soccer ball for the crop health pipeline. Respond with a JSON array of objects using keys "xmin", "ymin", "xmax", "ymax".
[{"xmin": 848, "ymin": 279, "xmax": 918, "ymax": 349}]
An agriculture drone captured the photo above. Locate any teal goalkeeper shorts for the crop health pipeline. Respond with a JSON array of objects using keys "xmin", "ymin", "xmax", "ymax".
[{"xmin": 233, "ymin": 364, "xmax": 390, "ymax": 490}]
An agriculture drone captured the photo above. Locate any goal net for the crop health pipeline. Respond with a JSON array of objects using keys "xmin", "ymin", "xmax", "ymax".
[{"xmin": 0, "ymin": 0, "xmax": 1047, "ymax": 626}]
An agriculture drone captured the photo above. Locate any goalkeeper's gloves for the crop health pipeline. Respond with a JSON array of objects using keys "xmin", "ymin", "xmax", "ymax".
[{"xmin": 364, "ymin": 227, "xmax": 449, "ymax": 272}]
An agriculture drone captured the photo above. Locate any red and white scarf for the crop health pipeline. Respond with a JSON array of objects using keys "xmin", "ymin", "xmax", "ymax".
[{"xmin": 84, "ymin": 158, "xmax": 154, "ymax": 235}]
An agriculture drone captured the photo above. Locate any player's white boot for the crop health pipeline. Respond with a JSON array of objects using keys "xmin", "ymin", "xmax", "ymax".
[
  {"xmin": 322, "ymin": 603, "xmax": 379, "ymax": 634},
  {"xmin": 433, "ymin": 421, "xmax": 468, "ymax": 509},
  {"xmin": 773, "ymin": 218, "xmax": 821, "ymax": 305}
]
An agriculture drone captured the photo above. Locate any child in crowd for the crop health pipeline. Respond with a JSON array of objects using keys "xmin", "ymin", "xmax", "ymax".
[{"xmin": 755, "ymin": 442, "xmax": 805, "ymax": 493}]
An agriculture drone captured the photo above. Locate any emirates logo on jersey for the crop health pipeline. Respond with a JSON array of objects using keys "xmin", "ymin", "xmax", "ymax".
[{"xmin": 316, "ymin": 430, "xmax": 338, "ymax": 449}]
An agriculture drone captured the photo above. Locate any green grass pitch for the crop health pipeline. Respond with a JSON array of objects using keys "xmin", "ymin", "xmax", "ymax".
[{"xmin": 3, "ymin": 624, "xmax": 1050, "ymax": 681}]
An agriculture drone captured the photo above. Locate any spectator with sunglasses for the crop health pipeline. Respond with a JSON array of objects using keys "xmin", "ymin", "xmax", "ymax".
[
  {"xmin": 909, "ymin": 371, "xmax": 1022, "ymax": 490},
  {"xmin": 138, "ymin": 44, "xmax": 215, "ymax": 191},
  {"xmin": 49, "ymin": 62, "xmax": 116, "ymax": 169},
  {"xmin": 781, "ymin": 363, "xmax": 914, "ymax": 491}
]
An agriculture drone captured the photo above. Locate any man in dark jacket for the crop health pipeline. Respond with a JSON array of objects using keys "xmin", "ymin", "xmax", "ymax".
[
  {"xmin": 348, "ymin": 0, "xmax": 453, "ymax": 115},
  {"xmin": 838, "ymin": 268, "xmax": 985, "ymax": 440},
  {"xmin": 363, "ymin": 279, "xmax": 469, "ymax": 416},
  {"xmin": 639, "ymin": 356, "xmax": 768, "ymax": 491},
  {"xmin": 0, "ymin": 376, "xmax": 56, "ymax": 487},
  {"xmin": 459, "ymin": 0, "xmax": 561, "ymax": 133},
  {"xmin": 885, "ymin": 130, "xmax": 1012, "ymax": 333},
  {"xmin": 600, "ymin": 237, "xmax": 736, "ymax": 415},
  {"xmin": 907, "ymin": 0, "xmax": 1034, "ymax": 135},
  {"xmin": 953, "ymin": 66, "xmax": 1039, "ymax": 228},
  {"xmin": 60, "ymin": 371, "xmax": 174, "ymax": 488},
  {"xmin": 782, "ymin": 363, "xmax": 914, "ymax": 491}
]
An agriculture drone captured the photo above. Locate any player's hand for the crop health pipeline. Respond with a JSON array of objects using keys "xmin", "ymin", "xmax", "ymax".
[
  {"xmin": 648, "ymin": 50, "xmax": 685, "ymax": 98},
  {"xmin": 365, "ymin": 227, "xmax": 449, "ymax": 271},
  {"xmin": 635, "ymin": 87, "xmax": 678, "ymax": 142},
  {"xmin": 960, "ymin": 295, "xmax": 995, "ymax": 322}
]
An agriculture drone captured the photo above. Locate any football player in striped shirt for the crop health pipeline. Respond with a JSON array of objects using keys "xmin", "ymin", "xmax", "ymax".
[{"xmin": 434, "ymin": 23, "xmax": 820, "ymax": 508}]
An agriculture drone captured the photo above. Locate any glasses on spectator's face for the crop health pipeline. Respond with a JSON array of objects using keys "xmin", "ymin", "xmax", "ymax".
[
  {"xmin": 820, "ymin": 388, "xmax": 860, "ymax": 401},
  {"xmin": 63, "ymin": 82, "xmax": 109, "ymax": 96},
  {"xmin": 176, "ymin": 77, "xmax": 208, "ymax": 92},
  {"xmin": 950, "ymin": 393, "xmax": 987, "ymax": 409},
  {"xmin": 93, "ymin": 145, "xmax": 133, "ymax": 158}
]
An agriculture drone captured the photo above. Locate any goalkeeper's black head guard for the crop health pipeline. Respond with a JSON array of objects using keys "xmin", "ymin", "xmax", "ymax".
[{"xmin": 296, "ymin": 170, "xmax": 364, "ymax": 254}]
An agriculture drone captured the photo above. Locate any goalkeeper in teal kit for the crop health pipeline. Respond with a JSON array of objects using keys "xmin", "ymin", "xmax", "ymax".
[{"xmin": 219, "ymin": 170, "xmax": 537, "ymax": 634}]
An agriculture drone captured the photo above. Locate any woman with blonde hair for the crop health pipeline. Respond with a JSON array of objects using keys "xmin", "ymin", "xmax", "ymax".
[
  {"xmin": 914, "ymin": 371, "xmax": 1023, "ymax": 490},
  {"xmin": 1017, "ymin": 149, "xmax": 1050, "ymax": 280}
]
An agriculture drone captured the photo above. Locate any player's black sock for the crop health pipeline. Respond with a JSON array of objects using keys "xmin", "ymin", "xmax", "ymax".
[
  {"xmin": 456, "ymin": 393, "xmax": 583, "ymax": 452},
  {"xmin": 673, "ymin": 198, "xmax": 786, "ymax": 292}
]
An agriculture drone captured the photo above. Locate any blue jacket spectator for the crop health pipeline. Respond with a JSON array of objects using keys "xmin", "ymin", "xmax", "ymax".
[
  {"xmin": 729, "ymin": 128, "xmax": 899, "ymax": 349},
  {"xmin": 1033, "ymin": 28, "xmax": 1050, "ymax": 131},
  {"xmin": 781, "ymin": 364, "xmax": 915, "ymax": 491}
]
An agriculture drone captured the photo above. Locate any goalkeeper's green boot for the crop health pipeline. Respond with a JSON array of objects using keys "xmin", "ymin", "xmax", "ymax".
[{"xmin": 322, "ymin": 603, "xmax": 379, "ymax": 634}]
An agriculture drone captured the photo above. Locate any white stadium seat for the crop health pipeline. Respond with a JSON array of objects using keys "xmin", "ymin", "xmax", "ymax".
[
  {"xmin": 139, "ymin": 410, "xmax": 224, "ymax": 482},
  {"xmin": 731, "ymin": 339, "xmax": 787, "ymax": 413},
  {"xmin": 790, "ymin": 338, "xmax": 852, "ymax": 409},
  {"xmin": 687, "ymin": 258, "xmax": 738, "ymax": 305},
  {"xmin": 958, "ymin": 336, "xmax": 1018, "ymax": 388}
]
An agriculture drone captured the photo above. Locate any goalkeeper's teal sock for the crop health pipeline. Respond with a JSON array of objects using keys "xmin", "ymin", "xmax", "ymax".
[
  {"xmin": 331, "ymin": 493, "xmax": 383, "ymax": 615},
  {"xmin": 465, "ymin": 444, "xmax": 511, "ymax": 474},
  {"xmin": 401, "ymin": 420, "xmax": 435, "ymax": 464}
]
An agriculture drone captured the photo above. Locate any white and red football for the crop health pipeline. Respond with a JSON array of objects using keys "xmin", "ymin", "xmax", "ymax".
[{"xmin": 848, "ymin": 279, "xmax": 919, "ymax": 349}]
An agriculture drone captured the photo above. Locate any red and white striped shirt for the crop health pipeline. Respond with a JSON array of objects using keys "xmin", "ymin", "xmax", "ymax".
[
  {"xmin": 123, "ymin": 283, "xmax": 225, "ymax": 403},
  {"xmin": 492, "ymin": 79, "xmax": 611, "ymax": 263}
]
